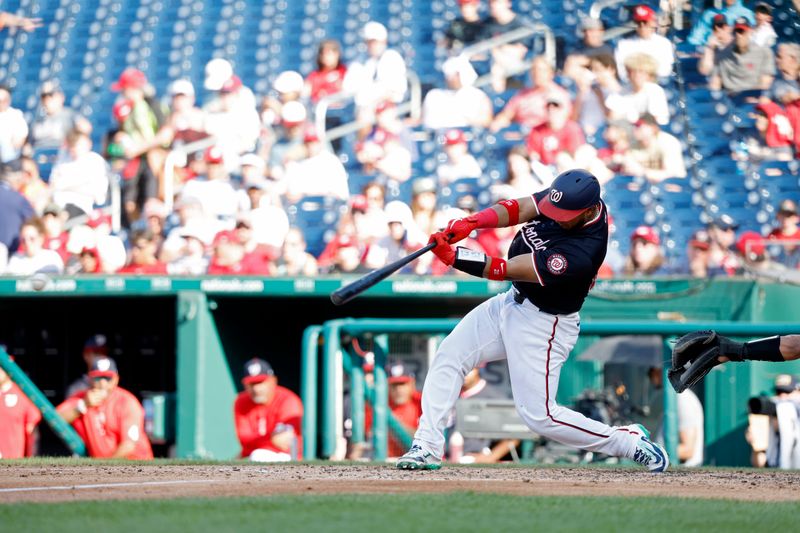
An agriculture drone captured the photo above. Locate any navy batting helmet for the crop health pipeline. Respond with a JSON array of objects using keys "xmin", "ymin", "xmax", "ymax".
[{"xmin": 537, "ymin": 169, "xmax": 601, "ymax": 222}]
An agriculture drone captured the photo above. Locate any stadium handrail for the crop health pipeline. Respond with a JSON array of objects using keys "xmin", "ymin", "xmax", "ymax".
[
  {"xmin": 314, "ymin": 69, "xmax": 423, "ymax": 144},
  {"xmin": 162, "ymin": 135, "xmax": 219, "ymax": 213},
  {"xmin": 458, "ymin": 23, "xmax": 556, "ymax": 69}
]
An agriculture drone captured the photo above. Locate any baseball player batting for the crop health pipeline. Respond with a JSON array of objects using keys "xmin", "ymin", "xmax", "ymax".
[{"xmin": 396, "ymin": 169, "xmax": 669, "ymax": 472}]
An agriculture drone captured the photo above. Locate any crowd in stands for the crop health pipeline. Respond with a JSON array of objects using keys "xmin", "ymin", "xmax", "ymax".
[{"xmin": 0, "ymin": 0, "xmax": 799, "ymax": 279}]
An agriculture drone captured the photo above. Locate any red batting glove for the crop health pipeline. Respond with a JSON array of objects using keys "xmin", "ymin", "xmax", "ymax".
[
  {"xmin": 445, "ymin": 216, "xmax": 479, "ymax": 244},
  {"xmin": 429, "ymin": 232, "xmax": 455, "ymax": 266}
]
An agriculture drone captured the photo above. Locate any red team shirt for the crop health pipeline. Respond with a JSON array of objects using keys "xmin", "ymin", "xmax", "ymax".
[
  {"xmin": 306, "ymin": 66, "xmax": 347, "ymax": 102},
  {"xmin": 525, "ymin": 120, "xmax": 586, "ymax": 165},
  {"xmin": 0, "ymin": 382, "xmax": 41, "ymax": 459},
  {"xmin": 365, "ymin": 390, "xmax": 423, "ymax": 457},
  {"xmin": 234, "ymin": 385, "xmax": 304, "ymax": 458},
  {"xmin": 59, "ymin": 387, "xmax": 154, "ymax": 460}
]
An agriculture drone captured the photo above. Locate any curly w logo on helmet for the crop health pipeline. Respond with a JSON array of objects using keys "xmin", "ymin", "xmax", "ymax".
[{"xmin": 550, "ymin": 189, "xmax": 563, "ymax": 203}]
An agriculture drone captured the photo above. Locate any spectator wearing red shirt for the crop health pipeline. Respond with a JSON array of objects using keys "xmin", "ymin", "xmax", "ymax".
[
  {"xmin": 525, "ymin": 93, "xmax": 586, "ymax": 166},
  {"xmin": 490, "ymin": 57, "xmax": 571, "ymax": 132},
  {"xmin": 366, "ymin": 362, "xmax": 423, "ymax": 458},
  {"xmin": 41, "ymin": 203, "xmax": 70, "ymax": 262},
  {"xmin": 0, "ymin": 356, "xmax": 41, "ymax": 459},
  {"xmin": 57, "ymin": 356, "xmax": 154, "ymax": 460},
  {"xmin": 768, "ymin": 199, "xmax": 800, "ymax": 266},
  {"xmin": 118, "ymin": 229, "xmax": 167, "ymax": 274},
  {"xmin": 306, "ymin": 40, "xmax": 347, "ymax": 103},
  {"xmin": 234, "ymin": 358, "xmax": 303, "ymax": 461}
]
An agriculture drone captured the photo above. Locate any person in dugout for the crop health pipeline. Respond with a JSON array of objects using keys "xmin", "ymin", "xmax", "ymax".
[
  {"xmin": 57, "ymin": 356, "xmax": 153, "ymax": 460},
  {"xmin": 0, "ymin": 354, "xmax": 42, "ymax": 459},
  {"xmin": 234, "ymin": 358, "xmax": 303, "ymax": 462}
]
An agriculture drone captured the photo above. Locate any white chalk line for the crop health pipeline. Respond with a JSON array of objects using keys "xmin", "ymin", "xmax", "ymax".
[{"xmin": 0, "ymin": 479, "xmax": 216, "ymax": 493}]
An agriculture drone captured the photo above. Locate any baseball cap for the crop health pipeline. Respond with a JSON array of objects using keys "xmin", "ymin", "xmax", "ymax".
[
  {"xmin": 204, "ymin": 58, "xmax": 233, "ymax": 91},
  {"xmin": 388, "ymin": 361, "xmax": 415, "ymax": 384},
  {"xmin": 635, "ymin": 113, "xmax": 660, "ymax": 127},
  {"xmin": 242, "ymin": 358, "xmax": 275, "ymax": 384},
  {"xmin": 40, "ymin": 80, "xmax": 62, "ymax": 96},
  {"xmin": 88, "ymin": 356, "xmax": 118, "ymax": 378},
  {"xmin": 631, "ymin": 225, "xmax": 660, "ymax": 245},
  {"xmin": 111, "ymin": 68, "xmax": 147, "ymax": 92},
  {"xmin": 778, "ymin": 199, "xmax": 798, "ymax": 216},
  {"xmin": 143, "ymin": 198, "xmax": 168, "ymax": 219},
  {"xmin": 303, "ymin": 128, "xmax": 320, "ymax": 143},
  {"xmin": 412, "ymin": 176, "xmax": 437, "ymax": 195},
  {"xmin": 43, "ymin": 203, "xmax": 63, "ymax": 216},
  {"xmin": 536, "ymin": 169, "xmax": 601, "ymax": 222},
  {"xmin": 581, "ymin": 17, "xmax": 604, "ymax": 30},
  {"xmin": 736, "ymin": 231, "xmax": 766, "ymax": 258},
  {"xmin": 168, "ymin": 79, "xmax": 195, "ymax": 97},
  {"xmin": 350, "ymin": 194, "xmax": 369, "ymax": 212},
  {"xmin": 734, "ymin": 17, "xmax": 752, "ymax": 31},
  {"xmin": 774, "ymin": 374, "xmax": 798, "ymax": 393},
  {"xmin": 281, "ymin": 101, "xmax": 307, "ymax": 125},
  {"xmin": 239, "ymin": 153, "xmax": 266, "ymax": 170},
  {"xmin": 112, "ymin": 99, "xmax": 133, "ymax": 123},
  {"xmin": 84, "ymin": 334, "xmax": 108, "ymax": 356},
  {"xmin": 710, "ymin": 213, "xmax": 739, "ymax": 231},
  {"xmin": 458, "ymin": 0, "xmax": 480, "ymax": 5},
  {"xmin": 362, "ymin": 21, "xmax": 388, "ymax": 41},
  {"xmin": 204, "ymin": 145, "xmax": 224, "ymax": 164},
  {"xmin": 689, "ymin": 229, "xmax": 712, "ymax": 250},
  {"xmin": 632, "ymin": 5, "xmax": 656, "ymax": 22},
  {"xmin": 755, "ymin": 2, "xmax": 772, "ymax": 15},
  {"xmin": 273, "ymin": 70, "xmax": 304, "ymax": 94},
  {"xmin": 384, "ymin": 200, "xmax": 413, "ymax": 224},
  {"xmin": 220, "ymin": 75, "xmax": 242, "ymax": 94},
  {"xmin": 444, "ymin": 129, "xmax": 467, "ymax": 146},
  {"xmin": 546, "ymin": 91, "xmax": 570, "ymax": 108}
]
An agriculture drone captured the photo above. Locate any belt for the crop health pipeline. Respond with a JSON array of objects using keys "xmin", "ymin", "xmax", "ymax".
[{"xmin": 513, "ymin": 290, "xmax": 526, "ymax": 305}]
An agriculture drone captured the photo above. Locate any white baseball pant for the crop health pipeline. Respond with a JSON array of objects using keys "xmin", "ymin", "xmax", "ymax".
[{"xmin": 414, "ymin": 289, "xmax": 642, "ymax": 459}]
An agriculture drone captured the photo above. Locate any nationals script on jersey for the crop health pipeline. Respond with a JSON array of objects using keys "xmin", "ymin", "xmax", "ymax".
[{"xmin": 508, "ymin": 199, "xmax": 608, "ymax": 315}]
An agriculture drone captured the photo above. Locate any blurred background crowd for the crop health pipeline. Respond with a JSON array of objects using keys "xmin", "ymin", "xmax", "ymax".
[{"xmin": 0, "ymin": 0, "xmax": 799, "ymax": 279}]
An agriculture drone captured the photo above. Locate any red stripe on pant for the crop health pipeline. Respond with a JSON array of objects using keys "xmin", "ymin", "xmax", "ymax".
[{"xmin": 544, "ymin": 316, "xmax": 610, "ymax": 439}]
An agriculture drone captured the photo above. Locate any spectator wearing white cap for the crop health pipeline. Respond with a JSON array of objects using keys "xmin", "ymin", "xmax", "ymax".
[
  {"xmin": 614, "ymin": 5, "xmax": 674, "ymax": 82},
  {"xmin": 343, "ymin": 21, "xmax": 408, "ymax": 122},
  {"xmin": 160, "ymin": 196, "xmax": 222, "ymax": 263},
  {"xmin": 159, "ymin": 79, "xmax": 207, "ymax": 147},
  {"xmin": 245, "ymin": 178, "xmax": 290, "ymax": 255},
  {"xmin": 437, "ymin": 129, "xmax": 482, "ymax": 184},
  {"xmin": 177, "ymin": 145, "xmax": 245, "ymax": 221},
  {"xmin": 260, "ymin": 70, "xmax": 307, "ymax": 128},
  {"xmin": 752, "ymin": 2, "xmax": 777, "ymax": 48},
  {"xmin": 166, "ymin": 224, "xmax": 210, "ymax": 275},
  {"xmin": 202, "ymin": 58, "xmax": 257, "ymax": 114},
  {"xmin": 422, "ymin": 56, "xmax": 493, "ymax": 129},
  {"xmin": 268, "ymin": 101, "xmax": 309, "ymax": 181},
  {"xmin": 283, "ymin": 129, "xmax": 349, "ymax": 204},
  {"xmin": 204, "ymin": 75, "xmax": 261, "ymax": 162},
  {"xmin": 364, "ymin": 200, "xmax": 426, "ymax": 270}
]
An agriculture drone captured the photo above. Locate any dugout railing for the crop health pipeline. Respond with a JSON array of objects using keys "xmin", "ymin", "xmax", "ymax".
[{"xmin": 302, "ymin": 319, "xmax": 800, "ymax": 464}]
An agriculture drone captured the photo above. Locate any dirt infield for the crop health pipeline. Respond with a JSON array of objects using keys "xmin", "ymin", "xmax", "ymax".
[{"xmin": 1, "ymin": 463, "xmax": 799, "ymax": 504}]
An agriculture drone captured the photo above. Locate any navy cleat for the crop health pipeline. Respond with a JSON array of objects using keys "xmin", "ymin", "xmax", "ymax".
[{"xmin": 629, "ymin": 424, "xmax": 669, "ymax": 473}]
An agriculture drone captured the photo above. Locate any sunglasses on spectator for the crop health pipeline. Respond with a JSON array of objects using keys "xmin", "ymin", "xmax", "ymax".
[
  {"xmin": 635, "ymin": 20, "xmax": 649, "ymax": 26},
  {"xmin": 734, "ymin": 28, "xmax": 747, "ymax": 34}
]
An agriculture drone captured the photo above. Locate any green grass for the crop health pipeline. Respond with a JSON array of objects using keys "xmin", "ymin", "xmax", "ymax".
[{"xmin": 0, "ymin": 493, "xmax": 793, "ymax": 533}]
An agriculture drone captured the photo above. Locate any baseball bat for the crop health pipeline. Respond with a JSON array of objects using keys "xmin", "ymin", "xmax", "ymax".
[{"xmin": 330, "ymin": 241, "xmax": 437, "ymax": 305}]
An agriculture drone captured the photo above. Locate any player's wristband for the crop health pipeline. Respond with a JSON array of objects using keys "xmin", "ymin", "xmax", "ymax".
[
  {"xmin": 497, "ymin": 199, "xmax": 520, "ymax": 226},
  {"xmin": 743, "ymin": 336, "xmax": 784, "ymax": 362},
  {"xmin": 76, "ymin": 399, "xmax": 87, "ymax": 415},
  {"xmin": 453, "ymin": 247, "xmax": 507, "ymax": 280}
]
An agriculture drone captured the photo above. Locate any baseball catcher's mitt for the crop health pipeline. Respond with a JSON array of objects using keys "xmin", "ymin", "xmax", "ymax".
[{"xmin": 668, "ymin": 330, "xmax": 744, "ymax": 393}]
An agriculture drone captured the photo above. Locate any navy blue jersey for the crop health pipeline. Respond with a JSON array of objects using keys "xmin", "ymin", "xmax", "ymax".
[{"xmin": 508, "ymin": 200, "xmax": 608, "ymax": 315}]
